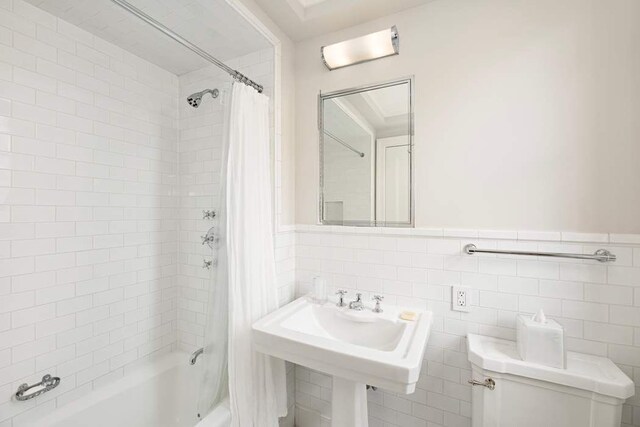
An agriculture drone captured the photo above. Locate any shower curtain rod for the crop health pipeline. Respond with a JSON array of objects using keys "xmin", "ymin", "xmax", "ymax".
[{"xmin": 110, "ymin": 0, "xmax": 264, "ymax": 93}]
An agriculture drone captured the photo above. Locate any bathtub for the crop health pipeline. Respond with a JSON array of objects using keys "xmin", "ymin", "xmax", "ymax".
[{"xmin": 31, "ymin": 352, "xmax": 231, "ymax": 427}]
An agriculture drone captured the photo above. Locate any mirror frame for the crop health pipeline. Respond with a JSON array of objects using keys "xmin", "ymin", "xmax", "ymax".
[{"xmin": 318, "ymin": 76, "xmax": 415, "ymax": 227}]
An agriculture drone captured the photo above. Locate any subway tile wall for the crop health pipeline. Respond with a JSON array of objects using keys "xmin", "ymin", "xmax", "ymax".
[
  {"xmin": 294, "ymin": 226, "xmax": 640, "ymax": 427},
  {"xmin": 0, "ymin": 0, "xmax": 180, "ymax": 423},
  {"xmin": 0, "ymin": 0, "xmax": 297, "ymax": 424}
]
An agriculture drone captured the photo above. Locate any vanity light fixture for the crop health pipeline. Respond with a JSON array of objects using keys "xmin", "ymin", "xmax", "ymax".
[{"xmin": 321, "ymin": 26, "xmax": 399, "ymax": 70}]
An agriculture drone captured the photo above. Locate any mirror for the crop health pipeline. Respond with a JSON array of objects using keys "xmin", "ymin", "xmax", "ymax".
[{"xmin": 319, "ymin": 78, "xmax": 413, "ymax": 227}]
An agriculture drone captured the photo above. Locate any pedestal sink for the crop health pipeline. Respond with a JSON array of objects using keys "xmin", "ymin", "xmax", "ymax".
[{"xmin": 253, "ymin": 297, "xmax": 433, "ymax": 427}]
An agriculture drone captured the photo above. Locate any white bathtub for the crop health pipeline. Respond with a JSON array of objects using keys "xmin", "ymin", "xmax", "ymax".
[{"xmin": 31, "ymin": 352, "xmax": 231, "ymax": 427}]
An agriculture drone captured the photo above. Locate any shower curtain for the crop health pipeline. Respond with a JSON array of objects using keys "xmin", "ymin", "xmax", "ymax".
[{"xmin": 225, "ymin": 83, "xmax": 287, "ymax": 426}]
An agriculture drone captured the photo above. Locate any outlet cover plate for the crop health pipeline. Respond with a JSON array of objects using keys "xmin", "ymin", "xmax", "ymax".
[{"xmin": 451, "ymin": 285, "xmax": 471, "ymax": 312}]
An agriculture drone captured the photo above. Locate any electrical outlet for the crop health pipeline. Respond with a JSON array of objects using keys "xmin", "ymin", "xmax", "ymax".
[{"xmin": 451, "ymin": 286, "xmax": 471, "ymax": 312}]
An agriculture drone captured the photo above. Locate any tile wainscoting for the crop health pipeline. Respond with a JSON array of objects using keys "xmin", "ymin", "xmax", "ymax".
[{"xmin": 294, "ymin": 226, "xmax": 640, "ymax": 427}]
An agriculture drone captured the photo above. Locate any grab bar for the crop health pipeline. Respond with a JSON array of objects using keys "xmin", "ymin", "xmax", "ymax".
[
  {"xmin": 15, "ymin": 374, "xmax": 60, "ymax": 401},
  {"xmin": 463, "ymin": 244, "xmax": 616, "ymax": 263},
  {"xmin": 190, "ymin": 348, "xmax": 204, "ymax": 365}
]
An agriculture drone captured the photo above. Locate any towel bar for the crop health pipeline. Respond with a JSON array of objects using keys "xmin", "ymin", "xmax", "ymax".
[{"xmin": 463, "ymin": 244, "xmax": 616, "ymax": 263}]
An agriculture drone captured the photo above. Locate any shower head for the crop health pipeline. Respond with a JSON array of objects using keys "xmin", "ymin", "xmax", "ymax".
[{"xmin": 187, "ymin": 88, "xmax": 219, "ymax": 108}]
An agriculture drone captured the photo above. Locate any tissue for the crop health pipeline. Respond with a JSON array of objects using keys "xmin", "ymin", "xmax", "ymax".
[{"xmin": 516, "ymin": 309, "xmax": 565, "ymax": 369}]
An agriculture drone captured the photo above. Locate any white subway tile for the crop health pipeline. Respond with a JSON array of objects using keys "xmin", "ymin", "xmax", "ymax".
[
  {"xmin": 0, "ymin": 324, "xmax": 33, "ymax": 350},
  {"xmin": 11, "ymin": 238, "xmax": 55, "ymax": 257},
  {"xmin": 35, "ymin": 253, "xmax": 75, "ymax": 272},
  {"xmin": 584, "ymin": 322, "xmax": 633, "ymax": 345},
  {"xmin": 479, "ymin": 291, "xmax": 518, "ymax": 311},
  {"xmin": 608, "ymin": 266, "xmax": 640, "ymax": 286},
  {"xmin": 11, "ymin": 334, "xmax": 54, "ymax": 362},
  {"xmin": 35, "ymin": 282, "xmax": 74, "ymax": 304},
  {"xmin": 478, "ymin": 258, "xmax": 517, "ymax": 276},
  {"xmin": 584, "ymin": 283, "xmax": 633, "ymax": 306},
  {"xmin": 516, "ymin": 260, "xmax": 559, "ymax": 279},
  {"xmin": 610, "ymin": 306, "xmax": 640, "ymax": 327},
  {"xmin": 518, "ymin": 295, "xmax": 562, "ymax": 316},
  {"xmin": 562, "ymin": 300, "xmax": 608, "ymax": 322},
  {"xmin": 35, "ymin": 313, "xmax": 75, "ymax": 338},
  {"xmin": 13, "ymin": 66, "xmax": 56, "ymax": 92},
  {"xmin": 497, "ymin": 276, "xmax": 538, "ymax": 295},
  {"xmin": 517, "ymin": 230, "xmax": 561, "ymax": 241},
  {"xmin": 539, "ymin": 280, "xmax": 583, "ymax": 300},
  {"xmin": 427, "ymin": 239, "xmax": 460, "ymax": 255},
  {"xmin": 10, "ymin": 303, "xmax": 55, "ymax": 328}
]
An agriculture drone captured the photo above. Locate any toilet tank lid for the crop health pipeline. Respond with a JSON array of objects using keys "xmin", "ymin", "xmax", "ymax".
[{"xmin": 467, "ymin": 334, "xmax": 634, "ymax": 400}]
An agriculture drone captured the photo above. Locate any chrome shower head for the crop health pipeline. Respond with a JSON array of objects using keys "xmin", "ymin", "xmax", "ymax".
[{"xmin": 187, "ymin": 88, "xmax": 219, "ymax": 108}]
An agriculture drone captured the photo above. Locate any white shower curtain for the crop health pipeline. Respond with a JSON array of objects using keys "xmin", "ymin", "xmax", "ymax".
[{"xmin": 226, "ymin": 82, "xmax": 287, "ymax": 426}]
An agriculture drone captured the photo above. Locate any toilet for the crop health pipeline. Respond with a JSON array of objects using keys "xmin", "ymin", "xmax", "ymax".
[{"xmin": 467, "ymin": 334, "xmax": 635, "ymax": 427}]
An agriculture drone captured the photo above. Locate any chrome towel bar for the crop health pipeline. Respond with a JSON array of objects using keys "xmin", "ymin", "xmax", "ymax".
[{"xmin": 463, "ymin": 244, "xmax": 616, "ymax": 263}]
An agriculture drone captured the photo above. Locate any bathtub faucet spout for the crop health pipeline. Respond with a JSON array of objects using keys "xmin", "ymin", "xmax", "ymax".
[{"xmin": 190, "ymin": 348, "xmax": 204, "ymax": 365}]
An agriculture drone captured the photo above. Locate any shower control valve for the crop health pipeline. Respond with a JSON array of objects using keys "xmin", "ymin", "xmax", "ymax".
[
  {"xmin": 202, "ymin": 259, "xmax": 213, "ymax": 270},
  {"xmin": 201, "ymin": 227, "xmax": 216, "ymax": 249},
  {"xmin": 200, "ymin": 235, "xmax": 216, "ymax": 245},
  {"xmin": 202, "ymin": 210, "xmax": 216, "ymax": 220}
]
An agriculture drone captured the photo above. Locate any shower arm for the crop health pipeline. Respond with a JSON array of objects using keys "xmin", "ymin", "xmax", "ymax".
[{"xmin": 110, "ymin": 0, "xmax": 263, "ymax": 93}]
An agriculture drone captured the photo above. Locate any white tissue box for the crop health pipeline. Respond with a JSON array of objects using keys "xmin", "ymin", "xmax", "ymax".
[{"xmin": 516, "ymin": 314, "xmax": 565, "ymax": 369}]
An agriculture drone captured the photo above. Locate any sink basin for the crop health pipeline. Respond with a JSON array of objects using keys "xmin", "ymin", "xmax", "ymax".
[
  {"xmin": 280, "ymin": 303, "xmax": 406, "ymax": 351},
  {"xmin": 253, "ymin": 296, "xmax": 432, "ymax": 427}
]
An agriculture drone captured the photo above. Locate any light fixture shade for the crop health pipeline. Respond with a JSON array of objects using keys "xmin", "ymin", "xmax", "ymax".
[{"xmin": 321, "ymin": 26, "xmax": 399, "ymax": 70}]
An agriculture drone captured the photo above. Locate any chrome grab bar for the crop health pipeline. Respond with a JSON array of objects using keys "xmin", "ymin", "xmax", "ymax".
[
  {"xmin": 190, "ymin": 348, "xmax": 204, "ymax": 365},
  {"xmin": 463, "ymin": 244, "xmax": 616, "ymax": 263},
  {"xmin": 15, "ymin": 374, "xmax": 60, "ymax": 401}
]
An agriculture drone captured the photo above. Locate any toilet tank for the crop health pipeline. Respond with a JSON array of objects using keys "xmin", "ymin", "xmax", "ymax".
[{"xmin": 467, "ymin": 334, "xmax": 634, "ymax": 427}]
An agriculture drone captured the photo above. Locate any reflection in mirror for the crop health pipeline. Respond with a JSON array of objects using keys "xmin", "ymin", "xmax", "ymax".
[{"xmin": 319, "ymin": 78, "xmax": 413, "ymax": 226}]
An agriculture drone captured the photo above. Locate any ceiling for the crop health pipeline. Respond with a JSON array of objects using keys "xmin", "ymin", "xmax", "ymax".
[
  {"xmin": 253, "ymin": 0, "xmax": 434, "ymax": 41},
  {"xmin": 24, "ymin": 0, "xmax": 272, "ymax": 75}
]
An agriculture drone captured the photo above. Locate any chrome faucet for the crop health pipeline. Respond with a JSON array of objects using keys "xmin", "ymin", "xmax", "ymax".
[{"xmin": 349, "ymin": 293, "xmax": 364, "ymax": 311}]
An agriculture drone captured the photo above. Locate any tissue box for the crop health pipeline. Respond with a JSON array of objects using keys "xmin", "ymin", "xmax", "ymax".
[{"xmin": 516, "ymin": 314, "xmax": 565, "ymax": 369}]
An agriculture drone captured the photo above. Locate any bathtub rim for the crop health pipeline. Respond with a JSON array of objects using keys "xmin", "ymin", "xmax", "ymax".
[{"xmin": 31, "ymin": 351, "xmax": 227, "ymax": 427}]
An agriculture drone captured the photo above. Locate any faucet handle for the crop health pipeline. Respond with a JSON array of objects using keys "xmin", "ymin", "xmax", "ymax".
[
  {"xmin": 372, "ymin": 295, "xmax": 384, "ymax": 313},
  {"xmin": 335, "ymin": 289, "xmax": 347, "ymax": 307},
  {"xmin": 355, "ymin": 292, "xmax": 362, "ymax": 301}
]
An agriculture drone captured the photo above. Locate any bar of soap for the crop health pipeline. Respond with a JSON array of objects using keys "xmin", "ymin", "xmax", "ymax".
[{"xmin": 400, "ymin": 311, "xmax": 417, "ymax": 321}]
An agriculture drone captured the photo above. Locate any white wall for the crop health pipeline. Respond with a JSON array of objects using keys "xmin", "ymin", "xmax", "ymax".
[
  {"xmin": 237, "ymin": 0, "xmax": 298, "ymax": 228},
  {"xmin": 294, "ymin": 0, "xmax": 640, "ymax": 233},
  {"xmin": 0, "ymin": 0, "xmax": 179, "ymax": 423},
  {"xmin": 290, "ymin": 1, "xmax": 640, "ymax": 425},
  {"xmin": 295, "ymin": 227, "xmax": 640, "ymax": 427}
]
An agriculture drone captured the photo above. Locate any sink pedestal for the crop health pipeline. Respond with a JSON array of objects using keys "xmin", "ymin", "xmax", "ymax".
[{"xmin": 331, "ymin": 377, "xmax": 368, "ymax": 427}]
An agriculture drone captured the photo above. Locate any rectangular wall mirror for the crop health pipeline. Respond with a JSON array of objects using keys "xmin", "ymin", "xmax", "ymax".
[{"xmin": 319, "ymin": 77, "xmax": 414, "ymax": 227}]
